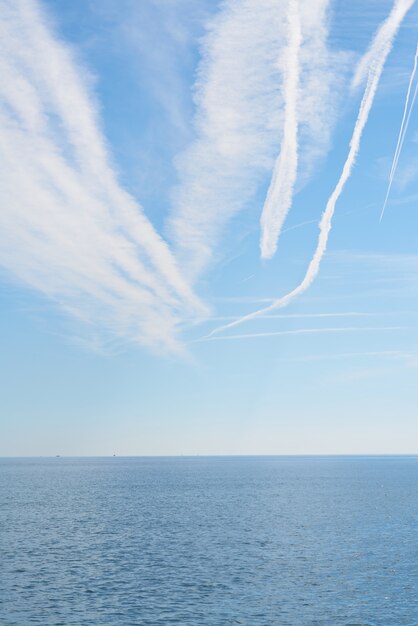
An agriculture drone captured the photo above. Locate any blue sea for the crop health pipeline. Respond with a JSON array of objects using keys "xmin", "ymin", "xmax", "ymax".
[{"xmin": 1, "ymin": 456, "xmax": 417, "ymax": 625}]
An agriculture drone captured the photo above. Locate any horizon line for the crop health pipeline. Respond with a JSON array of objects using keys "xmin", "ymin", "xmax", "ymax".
[{"xmin": 1, "ymin": 453, "xmax": 418, "ymax": 459}]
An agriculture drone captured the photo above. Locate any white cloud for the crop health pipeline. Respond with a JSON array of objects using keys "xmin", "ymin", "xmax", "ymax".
[
  {"xmin": 0, "ymin": 0, "xmax": 205, "ymax": 352},
  {"xmin": 168, "ymin": 0, "xmax": 346, "ymax": 279}
]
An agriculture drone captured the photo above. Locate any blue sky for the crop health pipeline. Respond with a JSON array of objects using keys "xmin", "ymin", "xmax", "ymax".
[{"xmin": 1, "ymin": 0, "xmax": 418, "ymax": 456}]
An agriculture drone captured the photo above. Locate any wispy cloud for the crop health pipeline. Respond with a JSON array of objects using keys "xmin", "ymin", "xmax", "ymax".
[
  {"xmin": 88, "ymin": 0, "xmax": 214, "ymax": 199},
  {"xmin": 168, "ymin": 0, "xmax": 344, "ymax": 278},
  {"xmin": 0, "ymin": 0, "xmax": 205, "ymax": 352},
  {"xmin": 207, "ymin": 0, "xmax": 415, "ymax": 337}
]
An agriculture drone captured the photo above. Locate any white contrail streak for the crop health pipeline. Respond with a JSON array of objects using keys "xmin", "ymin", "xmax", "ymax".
[
  {"xmin": 207, "ymin": 0, "xmax": 415, "ymax": 338},
  {"xmin": 260, "ymin": 0, "xmax": 301, "ymax": 259},
  {"xmin": 388, "ymin": 45, "xmax": 418, "ymax": 182},
  {"xmin": 199, "ymin": 327, "xmax": 404, "ymax": 342},
  {"xmin": 380, "ymin": 44, "xmax": 418, "ymax": 221},
  {"xmin": 200, "ymin": 312, "xmax": 373, "ymax": 323}
]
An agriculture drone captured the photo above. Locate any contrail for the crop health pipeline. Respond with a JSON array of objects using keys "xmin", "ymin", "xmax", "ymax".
[
  {"xmin": 388, "ymin": 45, "xmax": 418, "ymax": 183},
  {"xmin": 207, "ymin": 0, "xmax": 415, "ymax": 338},
  {"xmin": 260, "ymin": 0, "xmax": 301, "ymax": 259},
  {"xmin": 199, "ymin": 326, "xmax": 405, "ymax": 342},
  {"xmin": 380, "ymin": 44, "xmax": 418, "ymax": 221}
]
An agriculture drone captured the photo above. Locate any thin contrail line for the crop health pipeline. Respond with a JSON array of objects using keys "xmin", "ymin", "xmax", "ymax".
[
  {"xmin": 389, "ymin": 46, "xmax": 418, "ymax": 181},
  {"xmin": 380, "ymin": 44, "xmax": 418, "ymax": 221},
  {"xmin": 187, "ymin": 312, "xmax": 375, "ymax": 327},
  {"xmin": 198, "ymin": 326, "xmax": 406, "ymax": 342}
]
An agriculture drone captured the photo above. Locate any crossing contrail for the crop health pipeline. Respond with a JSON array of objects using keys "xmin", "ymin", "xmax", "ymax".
[{"xmin": 380, "ymin": 44, "xmax": 418, "ymax": 221}]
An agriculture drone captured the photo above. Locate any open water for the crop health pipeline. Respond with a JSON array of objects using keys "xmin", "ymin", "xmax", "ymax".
[{"xmin": 0, "ymin": 456, "xmax": 417, "ymax": 625}]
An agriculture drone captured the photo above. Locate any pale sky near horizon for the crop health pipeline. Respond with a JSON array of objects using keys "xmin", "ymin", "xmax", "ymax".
[{"xmin": 1, "ymin": 0, "xmax": 418, "ymax": 456}]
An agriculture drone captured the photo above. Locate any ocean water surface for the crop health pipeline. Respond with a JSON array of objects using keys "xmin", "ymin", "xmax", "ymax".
[{"xmin": 0, "ymin": 456, "xmax": 417, "ymax": 625}]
